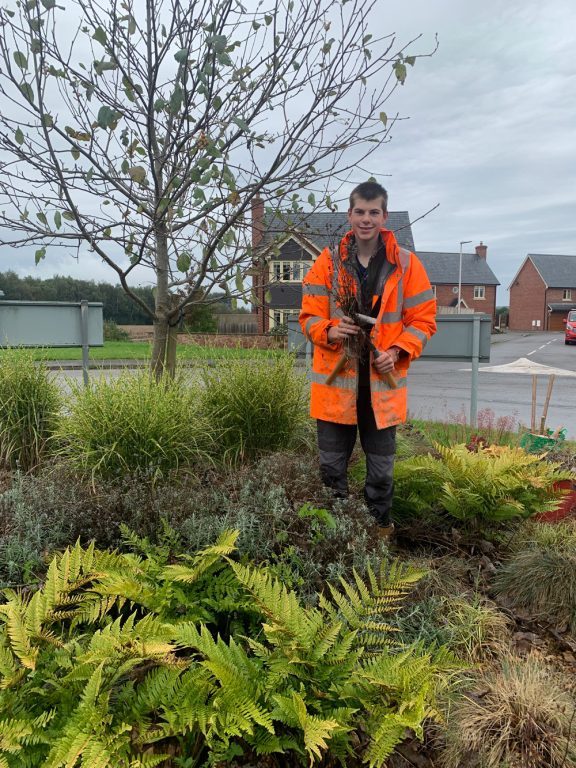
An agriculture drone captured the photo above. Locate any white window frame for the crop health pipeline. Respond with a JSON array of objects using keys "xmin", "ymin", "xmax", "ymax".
[
  {"xmin": 473, "ymin": 285, "xmax": 485, "ymax": 300},
  {"xmin": 270, "ymin": 260, "xmax": 312, "ymax": 283},
  {"xmin": 563, "ymin": 288, "xmax": 572, "ymax": 301},
  {"xmin": 270, "ymin": 308, "xmax": 299, "ymax": 327}
]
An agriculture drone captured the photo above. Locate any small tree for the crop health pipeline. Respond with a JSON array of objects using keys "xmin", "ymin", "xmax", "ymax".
[{"xmin": 0, "ymin": 0, "xmax": 430, "ymax": 374}]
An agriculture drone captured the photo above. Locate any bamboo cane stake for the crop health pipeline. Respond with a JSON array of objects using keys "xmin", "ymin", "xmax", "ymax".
[
  {"xmin": 539, "ymin": 374, "xmax": 555, "ymax": 434},
  {"xmin": 531, "ymin": 375, "xmax": 537, "ymax": 432}
]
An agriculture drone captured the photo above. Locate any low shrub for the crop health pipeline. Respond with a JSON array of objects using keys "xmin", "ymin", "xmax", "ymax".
[
  {"xmin": 103, "ymin": 319, "xmax": 131, "ymax": 341},
  {"xmin": 57, "ymin": 370, "xmax": 214, "ymax": 480},
  {"xmin": 493, "ymin": 520, "xmax": 576, "ymax": 631},
  {"xmin": 439, "ymin": 654, "xmax": 576, "ymax": 768},
  {"xmin": 0, "ymin": 349, "xmax": 60, "ymax": 472},
  {"xmin": 393, "ymin": 443, "xmax": 572, "ymax": 528},
  {"xmin": 0, "ymin": 536, "xmax": 458, "ymax": 767}
]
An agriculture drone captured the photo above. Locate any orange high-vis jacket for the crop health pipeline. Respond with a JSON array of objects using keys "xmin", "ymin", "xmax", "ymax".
[{"xmin": 299, "ymin": 228, "xmax": 437, "ymax": 429}]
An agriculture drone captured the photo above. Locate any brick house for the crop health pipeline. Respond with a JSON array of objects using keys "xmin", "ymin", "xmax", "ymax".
[
  {"xmin": 251, "ymin": 199, "xmax": 499, "ymax": 329},
  {"xmin": 416, "ymin": 243, "xmax": 499, "ymax": 323},
  {"xmin": 508, "ymin": 253, "xmax": 576, "ymax": 331}
]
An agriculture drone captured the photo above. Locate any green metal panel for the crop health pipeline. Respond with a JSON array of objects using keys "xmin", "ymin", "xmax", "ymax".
[
  {"xmin": 0, "ymin": 301, "xmax": 104, "ymax": 347},
  {"xmin": 423, "ymin": 314, "xmax": 491, "ymax": 361}
]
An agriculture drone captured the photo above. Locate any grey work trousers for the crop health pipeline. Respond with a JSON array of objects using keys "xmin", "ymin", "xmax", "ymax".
[{"xmin": 316, "ymin": 386, "xmax": 396, "ymax": 526}]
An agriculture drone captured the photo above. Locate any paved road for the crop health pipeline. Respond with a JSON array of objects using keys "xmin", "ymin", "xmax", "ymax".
[{"xmin": 409, "ymin": 332, "xmax": 576, "ymax": 437}]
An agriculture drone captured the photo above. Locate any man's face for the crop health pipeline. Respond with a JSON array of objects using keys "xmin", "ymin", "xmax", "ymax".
[{"xmin": 347, "ymin": 196, "xmax": 388, "ymax": 244}]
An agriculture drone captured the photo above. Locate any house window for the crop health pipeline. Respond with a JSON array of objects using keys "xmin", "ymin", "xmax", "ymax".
[
  {"xmin": 270, "ymin": 309, "xmax": 298, "ymax": 327},
  {"xmin": 563, "ymin": 289, "xmax": 572, "ymax": 301},
  {"xmin": 473, "ymin": 285, "xmax": 485, "ymax": 300},
  {"xmin": 270, "ymin": 260, "xmax": 311, "ymax": 283}
]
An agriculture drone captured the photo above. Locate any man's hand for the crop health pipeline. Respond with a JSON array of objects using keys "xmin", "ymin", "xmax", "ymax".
[
  {"xmin": 373, "ymin": 346, "xmax": 401, "ymax": 375},
  {"xmin": 327, "ymin": 316, "xmax": 360, "ymax": 343}
]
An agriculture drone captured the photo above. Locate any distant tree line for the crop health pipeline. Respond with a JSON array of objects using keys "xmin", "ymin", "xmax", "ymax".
[
  {"xmin": 0, "ymin": 271, "xmax": 155, "ymax": 325},
  {"xmin": 0, "ymin": 271, "xmax": 249, "ymax": 331}
]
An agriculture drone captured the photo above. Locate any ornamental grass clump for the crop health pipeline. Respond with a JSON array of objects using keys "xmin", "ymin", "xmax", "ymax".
[
  {"xmin": 393, "ymin": 443, "xmax": 572, "ymax": 528},
  {"xmin": 58, "ymin": 370, "xmax": 213, "ymax": 480},
  {"xmin": 494, "ymin": 520, "xmax": 576, "ymax": 632},
  {"xmin": 439, "ymin": 654, "xmax": 576, "ymax": 768},
  {"xmin": 0, "ymin": 348, "xmax": 60, "ymax": 472},
  {"xmin": 201, "ymin": 355, "xmax": 310, "ymax": 464}
]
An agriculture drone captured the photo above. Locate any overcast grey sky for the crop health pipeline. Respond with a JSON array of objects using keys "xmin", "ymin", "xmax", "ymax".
[{"xmin": 2, "ymin": 0, "xmax": 575, "ymax": 304}]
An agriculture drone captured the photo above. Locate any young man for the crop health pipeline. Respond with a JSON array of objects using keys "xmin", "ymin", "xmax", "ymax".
[{"xmin": 299, "ymin": 181, "xmax": 436, "ymax": 540}]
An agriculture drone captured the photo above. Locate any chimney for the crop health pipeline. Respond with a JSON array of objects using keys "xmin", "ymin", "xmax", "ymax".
[
  {"xmin": 251, "ymin": 195, "xmax": 264, "ymax": 249},
  {"xmin": 475, "ymin": 241, "xmax": 487, "ymax": 259}
]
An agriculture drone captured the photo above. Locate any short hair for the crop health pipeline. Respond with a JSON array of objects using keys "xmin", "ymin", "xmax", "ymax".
[{"xmin": 349, "ymin": 181, "xmax": 388, "ymax": 212}]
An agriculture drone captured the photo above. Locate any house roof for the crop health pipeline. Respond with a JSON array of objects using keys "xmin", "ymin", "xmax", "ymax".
[
  {"xmin": 416, "ymin": 251, "xmax": 500, "ymax": 286},
  {"xmin": 261, "ymin": 211, "xmax": 415, "ymax": 252},
  {"xmin": 528, "ymin": 254, "xmax": 576, "ymax": 288}
]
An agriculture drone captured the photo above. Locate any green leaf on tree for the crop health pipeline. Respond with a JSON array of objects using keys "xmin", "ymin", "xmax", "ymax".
[
  {"xmin": 53, "ymin": 211, "xmax": 62, "ymax": 229},
  {"xmin": 13, "ymin": 51, "xmax": 28, "ymax": 71},
  {"xmin": 252, "ymin": 20, "xmax": 261, "ymax": 30},
  {"xmin": 363, "ymin": 34, "xmax": 372, "ymax": 44},
  {"xmin": 232, "ymin": 116, "xmax": 250, "ymax": 132},
  {"xmin": 36, "ymin": 212, "xmax": 48, "ymax": 225},
  {"xmin": 379, "ymin": 112, "xmax": 387, "ymax": 126},
  {"xmin": 235, "ymin": 267, "xmax": 244, "ymax": 293},
  {"xmin": 97, "ymin": 105, "xmax": 121, "ymax": 130},
  {"xmin": 15, "ymin": 128, "xmax": 24, "ymax": 145},
  {"xmin": 154, "ymin": 98, "xmax": 167, "ymax": 112},
  {"xmin": 19, "ymin": 82, "xmax": 34, "ymax": 103},
  {"xmin": 62, "ymin": 211, "xmax": 75, "ymax": 220},
  {"xmin": 174, "ymin": 48, "xmax": 189, "ymax": 64},
  {"xmin": 393, "ymin": 61, "xmax": 407, "ymax": 85},
  {"xmin": 128, "ymin": 16, "xmax": 136, "ymax": 34},
  {"xmin": 405, "ymin": 55, "xmax": 416, "ymax": 66},
  {"xmin": 41, "ymin": 114, "xmax": 54, "ymax": 128},
  {"xmin": 176, "ymin": 252, "xmax": 191, "ymax": 272},
  {"xmin": 169, "ymin": 85, "xmax": 183, "ymax": 114},
  {"xmin": 207, "ymin": 34, "xmax": 227, "ymax": 53},
  {"xmin": 265, "ymin": 289, "xmax": 272, "ymax": 303},
  {"xmin": 94, "ymin": 59, "xmax": 118, "ymax": 76},
  {"xmin": 264, "ymin": 14, "xmax": 273, "ymax": 24},
  {"xmin": 30, "ymin": 38, "xmax": 42, "ymax": 53},
  {"xmin": 35, "ymin": 247, "xmax": 46, "ymax": 264},
  {"xmin": 92, "ymin": 27, "xmax": 107, "ymax": 46},
  {"xmin": 40, "ymin": 0, "xmax": 56, "ymax": 9},
  {"xmin": 71, "ymin": 148, "xmax": 80, "ymax": 160},
  {"xmin": 308, "ymin": 192, "xmax": 315, "ymax": 206}
]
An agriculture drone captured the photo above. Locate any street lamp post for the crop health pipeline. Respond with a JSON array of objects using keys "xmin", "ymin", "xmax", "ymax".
[{"xmin": 458, "ymin": 240, "xmax": 472, "ymax": 314}]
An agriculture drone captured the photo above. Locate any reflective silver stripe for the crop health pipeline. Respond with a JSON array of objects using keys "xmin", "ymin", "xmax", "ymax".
[
  {"xmin": 371, "ymin": 375, "xmax": 407, "ymax": 392},
  {"xmin": 302, "ymin": 283, "xmax": 329, "ymax": 297},
  {"xmin": 403, "ymin": 288, "xmax": 435, "ymax": 309},
  {"xmin": 398, "ymin": 247, "xmax": 411, "ymax": 271},
  {"xmin": 405, "ymin": 326, "xmax": 428, "ymax": 345},
  {"xmin": 305, "ymin": 316, "xmax": 324, "ymax": 339},
  {"xmin": 379, "ymin": 310, "xmax": 402, "ymax": 323},
  {"xmin": 329, "ymin": 251, "xmax": 339, "ymax": 317},
  {"xmin": 310, "ymin": 371, "xmax": 357, "ymax": 390}
]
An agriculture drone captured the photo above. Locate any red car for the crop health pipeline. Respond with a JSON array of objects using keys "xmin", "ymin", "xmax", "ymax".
[{"xmin": 565, "ymin": 309, "xmax": 576, "ymax": 345}]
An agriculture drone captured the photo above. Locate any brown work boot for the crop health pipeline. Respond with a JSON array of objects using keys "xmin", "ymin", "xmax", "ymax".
[{"xmin": 376, "ymin": 522, "xmax": 395, "ymax": 544}]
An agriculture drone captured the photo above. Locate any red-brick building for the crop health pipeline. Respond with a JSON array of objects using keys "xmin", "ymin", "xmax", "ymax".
[
  {"xmin": 416, "ymin": 243, "xmax": 499, "ymax": 323},
  {"xmin": 508, "ymin": 253, "xmax": 576, "ymax": 331}
]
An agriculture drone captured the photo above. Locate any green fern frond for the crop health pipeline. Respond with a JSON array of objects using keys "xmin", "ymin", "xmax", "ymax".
[{"xmin": 164, "ymin": 529, "xmax": 239, "ymax": 584}]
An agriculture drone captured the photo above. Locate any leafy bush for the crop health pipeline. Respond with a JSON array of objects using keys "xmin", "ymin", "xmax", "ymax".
[
  {"xmin": 0, "ymin": 349, "xmax": 60, "ymax": 471},
  {"xmin": 439, "ymin": 654, "xmax": 576, "ymax": 768},
  {"xmin": 493, "ymin": 520, "xmax": 576, "ymax": 631},
  {"xmin": 0, "ymin": 536, "xmax": 457, "ymax": 767},
  {"xmin": 201, "ymin": 356, "xmax": 310, "ymax": 464},
  {"xmin": 103, "ymin": 319, "xmax": 131, "ymax": 341},
  {"xmin": 57, "ymin": 370, "xmax": 214, "ymax": 480},
  {"xmin": 393, "ymin": 443, "xmax": 572, "ymax": 528}
]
